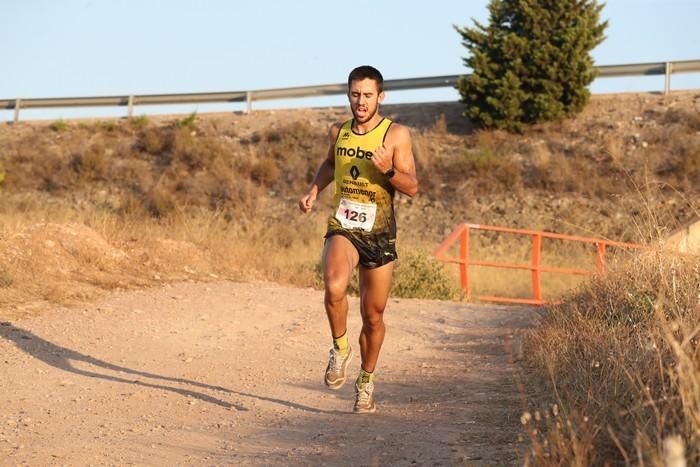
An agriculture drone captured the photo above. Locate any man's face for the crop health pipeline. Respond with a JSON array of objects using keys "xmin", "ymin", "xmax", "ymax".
[{"xmin": 348, "ymin": 78, "xmax": 384, "ymax": 124}]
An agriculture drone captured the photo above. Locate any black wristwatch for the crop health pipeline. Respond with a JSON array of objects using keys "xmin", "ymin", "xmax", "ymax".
[{"xmin": 384, "ymin": 168, "xmax": 396, "ymax": 179}]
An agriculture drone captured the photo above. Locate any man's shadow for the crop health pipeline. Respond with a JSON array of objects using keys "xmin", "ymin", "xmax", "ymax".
[
  {"xmin": 0, "ymin": 322, "xmax": 338, "ymax": 414},
  {"xmin": 0, "ymin": 321, "xmax": 244, "ymax": 409}
]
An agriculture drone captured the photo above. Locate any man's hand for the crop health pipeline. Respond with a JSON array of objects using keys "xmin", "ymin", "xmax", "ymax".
[
  {"xmin": 298, "ymin": 191, "xmax": 317, "ymax": 213},
  {"xmin": 371, "ymin": 144, "xmax": 394, "ymax": 175}
]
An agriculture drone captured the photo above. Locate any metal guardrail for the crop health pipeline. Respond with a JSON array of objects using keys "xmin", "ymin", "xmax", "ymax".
[{"xmin": 1, "ymin": 60, "xmax": 699, "ymax": 123}]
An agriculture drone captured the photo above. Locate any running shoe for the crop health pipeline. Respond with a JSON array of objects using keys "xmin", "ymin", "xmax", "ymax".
[
  {"xmin": 324, "ymin": 346, "xmax": 353, "ymax": 390},
  {"xmin": 353, "ymin": 381, "xmax": 376, "ymax": 413}
]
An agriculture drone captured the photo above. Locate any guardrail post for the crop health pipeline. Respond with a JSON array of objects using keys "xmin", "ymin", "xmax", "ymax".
[
  {"xmin": 460, "ymin": 226, "xmax": 470, "ymax": 299},
  {"xmin": 596, "ymin": 242, "xmax": 607, "ymax": 274},
  {"xmin": 127, "ymin": 95, "xmax": 134, "ymax": 118},
  {"xmin": 13, "ymin": 98, "xmax": 21, "ymax": 124},
  {"xmin": 246, "ymin": 91, "xmax": 253, "ymax": 114},
  {"xmin": 664, "ymin": 62, "xmax": 672, "ymax": 95},
  {"xmin": 531, "ymin": 234, "xmax": 542, "ymax": 301}
]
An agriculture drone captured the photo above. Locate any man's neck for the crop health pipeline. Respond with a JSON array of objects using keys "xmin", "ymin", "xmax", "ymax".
[{"xmin": 353, "ymin": 114, "xmax": 383, "ymax": 134}]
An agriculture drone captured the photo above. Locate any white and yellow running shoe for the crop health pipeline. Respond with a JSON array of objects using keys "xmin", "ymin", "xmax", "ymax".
[
  {"xmin": 324, "ymin": 346, "xmax": 353, "ymax": 390},
  {"xmin": 353, "ymin": 381, "xmax": 376, "ymax": 414}
]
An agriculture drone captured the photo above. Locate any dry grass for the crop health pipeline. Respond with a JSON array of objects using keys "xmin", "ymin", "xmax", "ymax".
[
  {"xmin": 0, "ymin": 200, "xmax": 456, "ymax": 313},
  {"xmin": 520, "ymin": 250, "xmax": 700, "ymax": 465}
]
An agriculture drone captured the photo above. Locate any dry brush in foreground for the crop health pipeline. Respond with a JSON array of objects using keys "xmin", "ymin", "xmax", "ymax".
[{"xmin": 521, "ymin": 251, "xmax": 700, "ymax": 465}]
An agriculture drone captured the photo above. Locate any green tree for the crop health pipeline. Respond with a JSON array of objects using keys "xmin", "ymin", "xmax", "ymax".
[{"xmin": 455, "ymin": 0, "xmax": 608, "ymax": 131}]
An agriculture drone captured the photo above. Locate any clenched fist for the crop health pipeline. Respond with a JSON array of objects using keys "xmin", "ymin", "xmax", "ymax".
[
  {"xmin": 371, "ymin": 144, "xmax": 394, "ymax": 175},
  {"xmin": 298, "ymin": 191, "xmax": 317, "ymax": 213}
]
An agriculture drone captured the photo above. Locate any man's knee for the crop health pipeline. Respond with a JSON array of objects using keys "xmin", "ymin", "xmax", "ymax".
[
  {"xmin": 362, "ymin": 307, "xmax": 385, "ymax": 330},
  {"xmin": 325, "ymin": 274, "xmax": 349, "ymax": 303}
]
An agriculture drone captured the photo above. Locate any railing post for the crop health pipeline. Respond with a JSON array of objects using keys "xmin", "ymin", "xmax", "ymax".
[
  {"xmin": 246, "ymin": 91, "xmax": 253, "ymax": 114},
  {"xmin": 13, "ymin": 98, "xmax": 21, "ymax": 124},
  {"xmin": 531, "ymin": 234, "xmax": 542, "ymax": 301},
  {"xmin": 460, "ymin": 226, "xmax": 470, "ymax": 299},
  {"xmin": 664, "ymin": 62, "xmax": 672, "ymax": 95},
  {"xmin": 127, "ymin": 95, "xmax": 134, "ymax": 118},
  {"xmin": 596, "ymin": 242, "xmax": 607, "ymax": 274}
]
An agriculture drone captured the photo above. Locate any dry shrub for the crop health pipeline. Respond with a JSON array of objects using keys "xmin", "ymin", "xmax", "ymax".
[
  {"xmin": 431, "ymin": 113, "xmax": 448, "ymax": 136},
  {"xmin": 662, "ymin": 108, "xmax": 700, "ymax": 131},
  {"xmin": 50, "ymin": 119, "xmax": 69, "ymax": 132},
  {"xmin": 117, "ymin": 191, "xmax": 149, "ymax": 217},
  {"xmin": 146, "ymin": 184, "xmax": 177, "ymax": 217},
  {"xmin": 529, "ymin": 153, "xmax": 579, "ymax": 192},
  {"xmin": 522, "ymin": 252, "xmax": 700, "ymax": 465},
  {"xmin": 173, "ymin": 127, "xmax": 220, "ymax": 169},
  {"xmin": 250, "ymin": 159, "xmax": 279, "ymax": 186},
  {"xmin": 410, "ymin": 132, "xmax": 441, "ymax": 193},
  {"xmin": 128, "ymin": 115, "xmax": 148, "ymax": 130},
  {"xmin": 94, "ymin": 120, "xmax": 117, "ymax": 132},
  {"xmin": 391, "ymin": 249, "xmax": 463, "ymax": 300},
  {"xmin": 249, "ymin": 121, "xmax": 326, "ymax": 194},
  {"xmin": 654, "ymin": 127, "xmax": 700, "ymax": 187},
  {"xmin": 176, "ymin": 112, "xmax": 198, "ymax": 130},
  {"xmin": 36, "ymin": 147, "xmax": 72, "ymax": 192},
  {"xmin": 70, "ymin": 138, "xmax": 107, "ymax": 181},
  {"xmin": 601, "ymin": 133, "xmax": 626, "ymax": 171},
  {"xmin": 140, "ymin": 127, "xmax": 173, "ymax": 155},
  {"xmin": 462, "ymin": 146, "xmax": 522, "ymax": 192},
  {"xmin": 417, "ymin": 127, "xmax": 523, "ymax": 195}
]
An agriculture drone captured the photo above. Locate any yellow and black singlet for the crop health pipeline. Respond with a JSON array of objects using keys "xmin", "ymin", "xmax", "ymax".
[{"xmin": 326, "ymin": 118, "xmax": 397, "ymax": 268}]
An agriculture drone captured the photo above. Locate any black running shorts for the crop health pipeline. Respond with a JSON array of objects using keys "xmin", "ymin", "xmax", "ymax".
[{"xmin": 325, "ymin": 229, "xmax": 397, "ymax": 269}]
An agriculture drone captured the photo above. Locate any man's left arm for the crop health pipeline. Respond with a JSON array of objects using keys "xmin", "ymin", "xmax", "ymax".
[{"xmin": 372, "ymin": 125, "xmax": 418, "ymax": 197}]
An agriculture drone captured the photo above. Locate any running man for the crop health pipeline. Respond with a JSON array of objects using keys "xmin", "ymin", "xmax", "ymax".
[{"xmin": 298, "ymin": 65, "xmax": 418, "ymax": 413}]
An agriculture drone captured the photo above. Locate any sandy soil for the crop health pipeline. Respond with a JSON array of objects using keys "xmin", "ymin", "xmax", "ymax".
[{"xmin": 0, "ymin": 281, "xmax": 539, "ymax": 466}]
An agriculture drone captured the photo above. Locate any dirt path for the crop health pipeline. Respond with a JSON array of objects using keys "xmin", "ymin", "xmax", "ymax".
[{"xmin": 0, "ymin": 281, "xmax": 538, "ymax": 466}]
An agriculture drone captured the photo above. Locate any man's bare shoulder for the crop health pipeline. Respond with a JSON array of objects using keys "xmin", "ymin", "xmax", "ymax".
[
  {"xmin": 327, "ymin": 121, "xmax": 345, "ymax": 140},
  {"xmin": 385, "ymin": 121, "xmax": 412, "ymax": 143}
]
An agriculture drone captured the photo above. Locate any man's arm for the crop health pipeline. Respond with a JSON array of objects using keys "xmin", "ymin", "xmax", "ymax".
[
  {"xmin": 371, "ymin": 124, "xmax": 418, "ymax": 197},
  {"xmin": 298, "ymin": 123, "xmax": 341, "ymax": 213}
]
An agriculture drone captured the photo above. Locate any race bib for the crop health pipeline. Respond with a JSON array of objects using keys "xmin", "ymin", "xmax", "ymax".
[{"xmin": 335, "ymin": 198, "xmax": 376, "ymax": 232}]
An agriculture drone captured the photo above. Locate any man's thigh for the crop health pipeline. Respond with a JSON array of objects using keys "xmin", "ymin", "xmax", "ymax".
[
  {"xmin": 359, "ymin": 261, "xmax": 394, "ymax": 313},
  {"xmin": 322, "ymin": 234, "xmax": 360, "ymax": 288}
]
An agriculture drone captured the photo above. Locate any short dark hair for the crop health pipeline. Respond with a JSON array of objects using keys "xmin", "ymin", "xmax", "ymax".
[{"xmin": 348, "ymin": 65, "xmax": 384, "ymax": 93}]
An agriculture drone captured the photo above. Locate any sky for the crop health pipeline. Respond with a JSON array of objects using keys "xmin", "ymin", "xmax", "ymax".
[{"xmin": 1, "ymin": 0, "xmax": 699, "ymax": 121}]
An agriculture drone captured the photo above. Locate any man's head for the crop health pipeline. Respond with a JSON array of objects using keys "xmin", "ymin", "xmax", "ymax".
[
  {"xmin": 347, "ymin": 65, "xmax": 385, "ymax": 124},
  {"xmin": 348, "ymin": 65, "xmax": 384, "ymax": 93}
]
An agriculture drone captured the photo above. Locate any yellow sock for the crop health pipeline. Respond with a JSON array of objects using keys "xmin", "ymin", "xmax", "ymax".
[
  {"xmin": 357, "ymin": 367, "xmax": 374, "ymax": 386},
  {"xmin": 333, "ymin": 332, "xmax": 349, "ymax": 354}
]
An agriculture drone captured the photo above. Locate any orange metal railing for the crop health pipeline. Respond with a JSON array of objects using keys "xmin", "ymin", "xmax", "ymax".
[{"xmin": 434, "ymin": 223, "xmax": 651, "ymax": 305}]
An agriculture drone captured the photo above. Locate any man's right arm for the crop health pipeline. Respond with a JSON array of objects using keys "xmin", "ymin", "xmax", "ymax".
[{"xmin": 298, "ymin": 123, "xmax": 341, "ymax": 213}]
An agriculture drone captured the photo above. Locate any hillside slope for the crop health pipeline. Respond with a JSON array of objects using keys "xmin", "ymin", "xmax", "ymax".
[{"xmin": 0, "ymin": 91, "xmax": 698, "ymax": 310}]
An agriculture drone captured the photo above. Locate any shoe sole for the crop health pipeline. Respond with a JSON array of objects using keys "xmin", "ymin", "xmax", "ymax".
[
  {"xmin": 353, "ymin": 401, "xmax": 377, "ymax": 414},
  {"xmin": 324, "ymin": 347, "xmax": 353, "ymax": 390}
]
